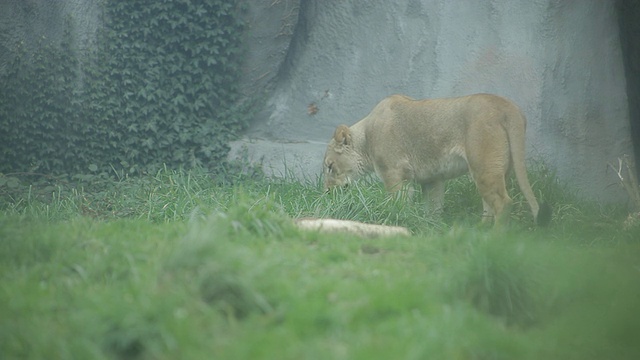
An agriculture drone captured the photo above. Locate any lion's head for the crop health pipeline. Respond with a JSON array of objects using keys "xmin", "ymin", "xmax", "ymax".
[{"xmin": 323, "ymin": 125, "xmax": 364, "ymax": 191}]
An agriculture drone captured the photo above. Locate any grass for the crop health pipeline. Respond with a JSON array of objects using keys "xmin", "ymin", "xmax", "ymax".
[{"xmin": 1, "ymin": 166, "xmax": 639, "ymax": 359}]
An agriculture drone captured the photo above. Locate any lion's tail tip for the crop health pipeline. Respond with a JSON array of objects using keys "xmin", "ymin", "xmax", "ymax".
[{"xmin": 536, "ymin": 203, "xmax": 553, "ymax": 227}]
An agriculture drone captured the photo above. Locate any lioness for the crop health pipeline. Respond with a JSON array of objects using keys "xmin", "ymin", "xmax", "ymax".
[{"xmin": 323, "ymin": 93, "xmax": 551, "ymax": 226}]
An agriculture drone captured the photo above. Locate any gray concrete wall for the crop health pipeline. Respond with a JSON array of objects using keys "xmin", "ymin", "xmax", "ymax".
[
  {"xmin": 233, "ymin": 0, "xmax": 635, "ymax": 203},
  {"xmin": 238, "ymin": 0, "xmax": 300, "ymax": 101},
  {"xmin": 617, "ymin": 0, "xmax": 640, "ymax": 174},
  {"xmin": 1, "ymin": 0, "xmax": 635, "ymax": 203}
]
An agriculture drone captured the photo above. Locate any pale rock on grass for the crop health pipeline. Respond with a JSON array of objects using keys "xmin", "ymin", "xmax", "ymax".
[{"xmin": 294, "ymin": 217, "xmax": 411, "ymax": 238}]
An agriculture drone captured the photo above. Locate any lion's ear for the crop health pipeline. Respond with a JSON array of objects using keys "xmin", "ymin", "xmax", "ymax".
[{"xmin": 333, "ymin": 125, "xmax": 352, "ymax": 146}]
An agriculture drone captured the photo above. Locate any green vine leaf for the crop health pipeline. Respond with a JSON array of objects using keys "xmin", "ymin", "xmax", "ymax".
[{"xmin": 0, "ymin": 0, "xmax": 252, "ymax": 176}]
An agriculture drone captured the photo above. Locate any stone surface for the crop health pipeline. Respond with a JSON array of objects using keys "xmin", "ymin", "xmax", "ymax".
[
  {"xmin": 232, "ymin": 0, "xmax": 636, "ymax": 203},
  {"xmin": 237, "ymin": 0, "xmax": 300, "ymax": 100},
  {"xmin": 617, "ymin": 0, "xmax": 640, "ymax": 177},
  {"xmin": 229, "ymin": 137, "xmax": 326, "ymax": 181},
  {"xmin": 1, "ymin": 0, "xmax": 636, "ymax": 203},
  {"xmin": 294, "ymin": 218, "xmax": 412, "ymax": 238}
]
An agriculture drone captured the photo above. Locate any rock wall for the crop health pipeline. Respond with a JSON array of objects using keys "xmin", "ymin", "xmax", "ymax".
[
  {"xmin": 233, "ymin": 0, "xmax": 636, "ymax": 203},
  {"xmin": 237, "ymin": 0, "xmax": 300, "ymax": 101},
  {"xmin": 617, "ymin": 0, "xmax": 640, "ymax": 178},
  {"xmin": 1, "ymin": 0, "xmax": 636, "ymax": 203}
]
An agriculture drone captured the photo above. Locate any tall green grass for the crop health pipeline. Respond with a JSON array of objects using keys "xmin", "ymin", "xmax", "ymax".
[
  {"xmin": 1, "ymin": 164, "xmax": 593, "ymax": 232},
  {"xmin": 1, "ymin": 166, "xmax": 639, "ymax": 359}
]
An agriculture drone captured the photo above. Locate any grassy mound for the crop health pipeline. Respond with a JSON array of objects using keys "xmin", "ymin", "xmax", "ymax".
[{"xmin": 1, "ymin": 167, "xmax": 639, "ymax": 359}]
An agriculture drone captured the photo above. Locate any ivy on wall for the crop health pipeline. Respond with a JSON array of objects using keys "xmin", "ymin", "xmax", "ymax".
[
  {"xmin": 0, "ymin": 24, "xmax": 82, "ymax": 174},
  {"xmin": 0, "ymin": 0, "xmax": 249, "ymax": 175}
]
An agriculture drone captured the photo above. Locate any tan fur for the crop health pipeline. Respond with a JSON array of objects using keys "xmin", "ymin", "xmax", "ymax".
[{"xmin": 323, "ymin": 93, "xmax": 548, "ymax": 225}]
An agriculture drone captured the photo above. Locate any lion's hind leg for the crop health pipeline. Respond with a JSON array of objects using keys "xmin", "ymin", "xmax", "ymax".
[
  {"xmin": 467, "ymin": 141, "xmax": 513, "ymax": 225},
  {"xmin": 473, "ymin": 173, "xmax": 512, "ymax": 225},
  {"xmin": 465, "ymin": 121, "xmax": 514, "ymax": 226}
]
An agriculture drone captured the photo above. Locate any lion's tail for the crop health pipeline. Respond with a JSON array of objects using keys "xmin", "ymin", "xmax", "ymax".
[{"xmin": 506, "ymin": 109, "xmax": 552, "ymax": 226}]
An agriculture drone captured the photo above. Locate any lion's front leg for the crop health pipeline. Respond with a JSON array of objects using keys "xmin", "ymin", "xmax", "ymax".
[
  {"xmin": 481, "ymin": 199, "xmax": 494, "ymax": 223},
  {"xmin": 421, "ymin": 181, "xmax": 445, "ymax": 217},
  {"xmin": 379, "ymin": 163, "xmax": 414, "ymax": 200},
  {"xmin": 381, "ymin": 174, "xmax": 412, "ymax": 200}
]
